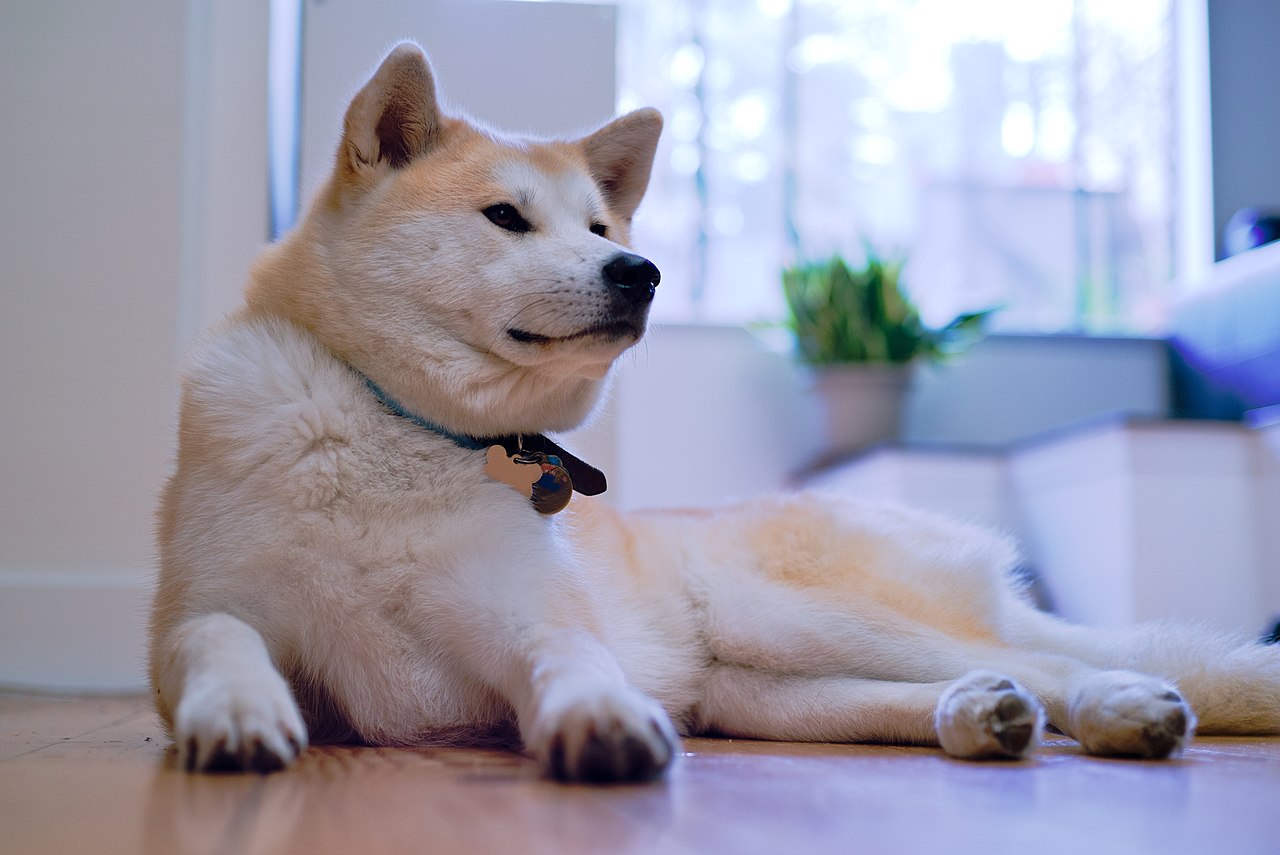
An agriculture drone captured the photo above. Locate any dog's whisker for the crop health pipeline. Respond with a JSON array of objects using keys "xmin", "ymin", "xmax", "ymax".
[{"xmin": 501, "ymin": 295, "xmax": 602, "ymax": 335}]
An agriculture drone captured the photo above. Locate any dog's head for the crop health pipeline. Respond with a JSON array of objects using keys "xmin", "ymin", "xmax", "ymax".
[{"xmin": 248, "ymin": 43, "xmax": 663, "ymax": 437}]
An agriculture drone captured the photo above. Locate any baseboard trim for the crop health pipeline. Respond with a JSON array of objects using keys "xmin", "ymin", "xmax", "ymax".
[{"xmin": 0, "ymin": 570, "xmax": 152, "ymax": 693}]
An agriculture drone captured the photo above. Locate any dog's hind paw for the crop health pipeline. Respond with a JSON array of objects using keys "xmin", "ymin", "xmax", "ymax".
[
  {"xmin": 936, "ymin": 670, "xmax": 1046, "ymax": 760},
  {"xmin": 173, "ymin": 672, "xmax": 308, "ymax": 773},
  {"xmin": 530, "ymin": 687, "xmax": 679, "ymax": 783},
  {"xmin": 1068, "ymin": 671, "xmax": 1195, "ymax": 759}
]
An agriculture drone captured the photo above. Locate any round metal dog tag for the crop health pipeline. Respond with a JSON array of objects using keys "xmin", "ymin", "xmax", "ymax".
[
  {"xmin": 529, "ymin": 453, "xmax": 573, "ymax": 515},
  {"xmin": 483, "ymin": 446, "xmax": 573, "ymax": 515}
]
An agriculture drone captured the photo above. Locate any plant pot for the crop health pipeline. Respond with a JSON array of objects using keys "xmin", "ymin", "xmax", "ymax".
[{"xmin": 808, "ymin": 362, "xmax": 912, "ymax": 459}]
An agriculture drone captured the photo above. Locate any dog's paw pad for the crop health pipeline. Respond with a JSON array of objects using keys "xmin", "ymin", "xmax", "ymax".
[
  {"xmin": 174, "ymin": 676, "xmax": 308, "ymax": 774},
  {"xmin": 535, "ymin": 689, "xmax": 679, "ymax": 783},
  {"xmin": 992, "ymin": 693, "xmax": 1038, "ymax": 755},
  {"xmin": 936, "ymin": 670, "xmax": 1045, "ymax": 761},
  {"xmin": 1070, "ymin": 673, "xmax": 1195, "ymax": 760}
]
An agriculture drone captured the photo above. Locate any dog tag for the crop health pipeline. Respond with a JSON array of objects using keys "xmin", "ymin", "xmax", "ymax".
[
  {"xmin": 528, "ymin": 452, "xmax": 573, "ymax": 515},
  {"xmin": 483, "ymin": 446, "xmax": 574, "ymax": 515},
  {"xmin": 484, "ymin": 445, "xmax": 541, "ymax": 498}
]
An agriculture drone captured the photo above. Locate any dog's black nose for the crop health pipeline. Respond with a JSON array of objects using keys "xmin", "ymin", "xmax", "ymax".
[{"xmin": 603, "ymin": 253, "xmax": 660, "ymax": 304}]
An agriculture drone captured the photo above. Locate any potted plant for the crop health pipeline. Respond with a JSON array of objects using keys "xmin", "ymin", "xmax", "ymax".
[{"xmin": 782, "ymin": 250, "xmax": 994, "ymax": 459}]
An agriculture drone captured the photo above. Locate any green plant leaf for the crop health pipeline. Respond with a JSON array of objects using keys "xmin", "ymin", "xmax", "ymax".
[{"xmin": 780, "ymin": 248, "xmax": 995, "ymax": 365}]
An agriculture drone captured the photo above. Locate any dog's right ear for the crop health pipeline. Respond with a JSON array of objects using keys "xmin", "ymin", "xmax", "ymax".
[{"xmin": 338, "ymin": 42, "xmax": 441, "ymax": 189}]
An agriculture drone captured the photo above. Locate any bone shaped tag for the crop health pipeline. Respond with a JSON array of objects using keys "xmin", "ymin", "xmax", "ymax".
[
  {"xmin": 484, "ymin": 445, "xmax": 542, "ymax": 497},
  {"xmin": 482, "ymin": 445, "xmax": 574, "ymax": 515}
]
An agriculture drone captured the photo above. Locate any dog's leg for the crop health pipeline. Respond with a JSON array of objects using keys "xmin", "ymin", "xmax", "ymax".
[
  {"xmin": 1058, "ymin": 670, "xmax": 1195, "ymax": 759},
  {"xmin": 153, "ymin": 612, "xmax": 307, "ymax": 772},
  {"xmin": 939, "ymin": 658, "xmax": 1191, "ymax": 760},
  {"xmin": 694, "ymin": 565, "xmax": 1197, "ymax": 758},
  {"xmin": 701, "ymin": 622, "xmax": 1187, "ymax": 762},
  {"xmin": 1004, "ymin": 605, "xmax": 1280, "ymax": 736},
  {"xmin": 885, "ymin": 644, "xmax": 1194, "ymax": 759},
  {"xmin": 699, "ymin": 664, "xmax": 1045, "ymax": 760},
  {"xmin": 965, "ymin": 651, "xmax": 1195, "ymax": 759},
  {"xmin": 497, "ymin": 628, "xmax": 681, "ymax": 783},
  {"xmin": 431, "ymin": 524, "xmax": 681, "ymax": 783}
]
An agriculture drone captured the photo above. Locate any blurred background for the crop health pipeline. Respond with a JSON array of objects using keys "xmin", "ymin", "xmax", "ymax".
[{"xmin": 2, "ymin": 0, "xmax": 1278, "ymax": 693}]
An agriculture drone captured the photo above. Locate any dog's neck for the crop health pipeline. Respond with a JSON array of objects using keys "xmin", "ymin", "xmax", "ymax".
[
  {"xmin": 360, "ymin": 372, "xmax": 492, "ymax": 450},
  {"xmin": 369, "ymin": 345, "xmax": 611, "ymax": 439},
  {"xmin": 356, "ymin": 367, "xmax": 607, "ymax": 497}
]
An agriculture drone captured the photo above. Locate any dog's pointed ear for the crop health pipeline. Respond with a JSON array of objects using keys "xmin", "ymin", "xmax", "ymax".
[
  {"xmin": 338, "ymin": 43, "xmax": 441, "ymax": 186},
  {"xmin": 579, "ymin": 108, "xmax": 663, "ymax": 223}
]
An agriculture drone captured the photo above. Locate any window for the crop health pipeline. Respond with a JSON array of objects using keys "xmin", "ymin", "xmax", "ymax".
[{"xmin": 616, "ymin": 0, "xmax": 1179, "ymax": 334}]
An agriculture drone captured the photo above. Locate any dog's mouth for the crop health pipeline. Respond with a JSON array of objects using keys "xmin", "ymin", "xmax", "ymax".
[{"xmin": 507, "ymin": 320, "xmax": 643, "ymax": 346}]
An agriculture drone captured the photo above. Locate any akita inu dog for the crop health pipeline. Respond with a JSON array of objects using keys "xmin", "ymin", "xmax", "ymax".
[{"xmin": 151, "ymin": 43, "xmax": 1280, "ymax": 781}]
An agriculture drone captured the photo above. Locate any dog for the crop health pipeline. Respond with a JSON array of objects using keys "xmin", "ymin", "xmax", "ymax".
[{"xmin": 150, "ymin": 42, "xmax": 1280, "ymax": 781}]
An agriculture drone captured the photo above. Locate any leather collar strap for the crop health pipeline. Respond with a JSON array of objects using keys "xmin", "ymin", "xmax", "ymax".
[{"xmin": 361, "ymin": 375, "xmax": 607, "ymax": 497}]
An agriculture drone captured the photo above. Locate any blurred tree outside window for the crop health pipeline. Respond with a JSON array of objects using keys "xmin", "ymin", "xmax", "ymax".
[{"xmin": 615, "ymin": 0, "xmax": 1176, "ymax": 334}]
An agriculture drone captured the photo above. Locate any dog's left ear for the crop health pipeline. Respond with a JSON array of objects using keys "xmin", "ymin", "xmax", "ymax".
[
  {"xmin": 579, "ymin": 108, "xmax": 663, "ymax": 223},
  {"xmin": 338, "ymin": 42, "xmax": 442, "ymax": 189}
]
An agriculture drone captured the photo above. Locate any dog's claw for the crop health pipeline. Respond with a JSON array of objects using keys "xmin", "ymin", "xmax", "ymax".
[{"xmin": 535, "ymin": 690, "xmax": 679, "ymax": 784}]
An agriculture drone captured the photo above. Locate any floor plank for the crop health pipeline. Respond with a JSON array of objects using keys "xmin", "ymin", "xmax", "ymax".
[{"xmin": 2, "ymin": 693, "xmax": 1278, "ymax": 854}]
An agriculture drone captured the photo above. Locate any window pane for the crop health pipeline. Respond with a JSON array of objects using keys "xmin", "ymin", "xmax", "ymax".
[{"xmin": 618, "ymin": 0, "xmax": 1176, "ymax": 334}]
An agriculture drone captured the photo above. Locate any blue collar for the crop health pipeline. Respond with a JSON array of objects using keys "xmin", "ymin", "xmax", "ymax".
[
  {"xmin": 359, "ymin": 373, "xmax": 608, "ymax": 496},
  {"xmin": 363, "ymin": 376, "xmax": 489, "ymax": 451}
]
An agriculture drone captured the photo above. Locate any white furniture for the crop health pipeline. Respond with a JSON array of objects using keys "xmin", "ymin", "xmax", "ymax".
[{"xmin": 809, "ymin": 418, "xmax": 1280, "ymax": 637}]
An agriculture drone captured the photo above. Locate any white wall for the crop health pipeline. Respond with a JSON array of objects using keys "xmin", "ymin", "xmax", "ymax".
[
  {"xmin": 1, "ymin": 1, "xmax": 183, "ymax": 577},
  {"xmin": 0, "ymin": 0, "xmax": 272, "ymax": 691},
  {"xmin": 564, "ymin": 325, "xmax": 823, "ymax": 511},
  {"xmin": 0, "ymin": 0, "xmax": 619, "ymax": 692},
  {"xmin": 0, "ymin": 0, "xmax": 269, "ymax": 691},
  {"xmin": 0, "ymin": 0, "xmax": 190, "ymax": 690},
  {"xmin": 298, "ymin": 0, "xmax": 617, "ymax": 209},
  {"xmin": 180, "ymin": 0, "xmax": 271, "ymax": 343}
]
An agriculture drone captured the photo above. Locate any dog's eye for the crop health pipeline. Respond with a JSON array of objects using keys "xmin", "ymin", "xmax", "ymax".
[
  {"xmin": 483, "ymin": 204, "xmax": 532, "ymax": 233},
  {"xmin": 590, "ymin": 223, "xmax": 608, "ymax": 237}
]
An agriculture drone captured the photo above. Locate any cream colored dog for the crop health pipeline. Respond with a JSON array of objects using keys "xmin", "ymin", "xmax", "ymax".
[{"xmin": 151, "ymin": 43, "xmax": 1280, "ymax": 781}]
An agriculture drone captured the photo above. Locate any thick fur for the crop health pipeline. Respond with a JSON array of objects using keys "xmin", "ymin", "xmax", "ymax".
[{"xmin": 151, "ymin": 43, "xmax": 1280, "ymax": 780}]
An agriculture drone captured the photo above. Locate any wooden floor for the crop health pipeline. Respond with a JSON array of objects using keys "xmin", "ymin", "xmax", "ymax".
[{"xmin": 2, "ymin": 694, "xmax": 1279, "ymax": 855}]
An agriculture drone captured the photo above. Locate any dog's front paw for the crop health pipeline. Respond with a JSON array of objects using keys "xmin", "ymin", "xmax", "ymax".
[
  {"xmin": 529, "ymin": 687, "xmax": 679, "ymax": 783},
  {"xmin": 173, "ymin": 671, "xmax": 308, "ymax": 773},
  {"xmin": 1069, "ymin": 671, "xmax": 1195, "ymax": 759},
  {"xmin": 936, "ymin": 670, "xmax": 1045, "ymax": 760}
]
